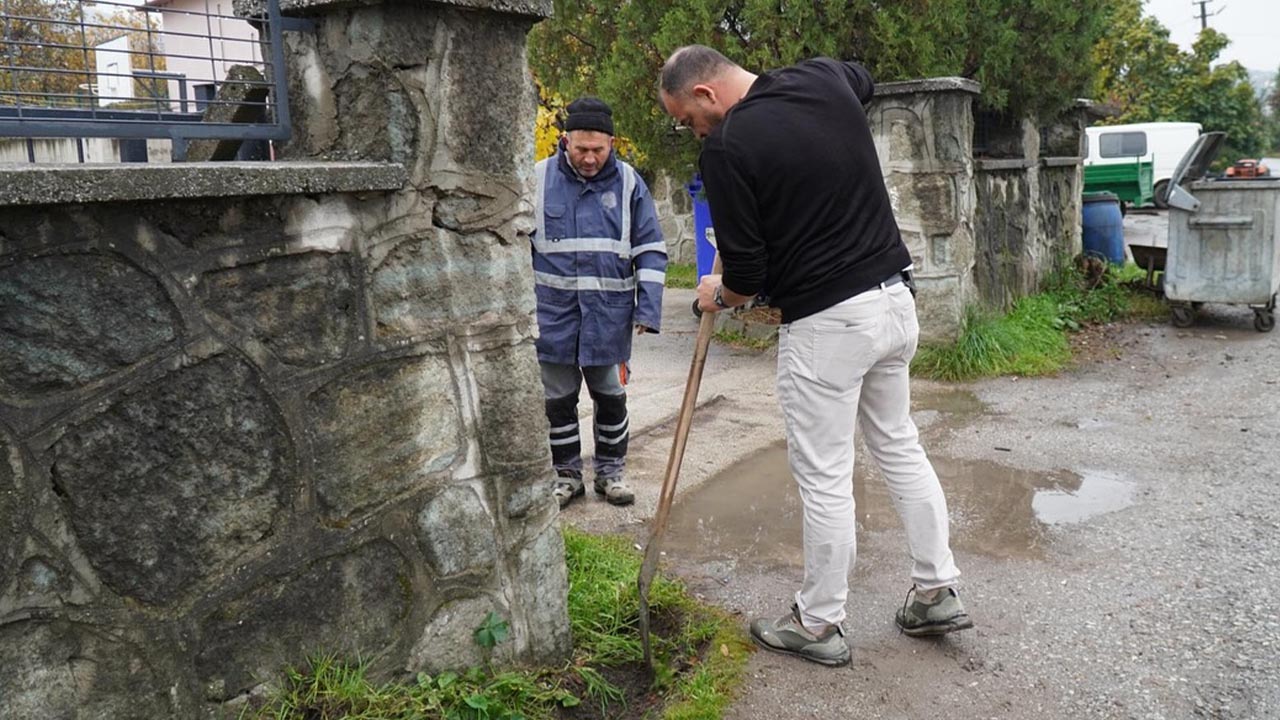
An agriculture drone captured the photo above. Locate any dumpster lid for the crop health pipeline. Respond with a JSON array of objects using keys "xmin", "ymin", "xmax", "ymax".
[{"xmin": 1166, "ymin": 131, "xmax": 1227, "ymax": 212}]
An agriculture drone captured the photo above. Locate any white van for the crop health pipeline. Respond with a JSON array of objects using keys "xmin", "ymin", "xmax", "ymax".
[{"xmin": 1084, "ymin": 122, "xmax": 1202, "ymax": 208}]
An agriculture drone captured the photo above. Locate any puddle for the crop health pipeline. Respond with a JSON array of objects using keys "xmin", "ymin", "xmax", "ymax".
[
  {"xmin": 909, "ymin": 388, "xmax": 987, "ymax": 433},
  {"xmin": 666, "ymin": 442, "xmax": 804, "ymax": 569},
  {"xmin": 914, "ymin": 388, "xmax": 986, "ymax": 420},
  {"xmin": 666, "ymin": 443, "xmax": 1134, "ymax": 565},
  {"xmin": 1031, "ymin": 472, "xmax": 1134, "ymax": 524}
]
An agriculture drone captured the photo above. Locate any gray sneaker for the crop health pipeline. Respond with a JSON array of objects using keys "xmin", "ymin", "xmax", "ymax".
[
  {"xmin": 895, "ymin": 586, "xmax": 974, "ymax": 637},
  {"xmin": 593, "ymin": 475, "xmax": 634, "ymax": 506},
  {"xmin": 552, "ymin": 471, "xmax": 584, "ymax": 509},
  {"xmin": 749, "ymin": 604, "xmax": 850, "ymax": 667}
]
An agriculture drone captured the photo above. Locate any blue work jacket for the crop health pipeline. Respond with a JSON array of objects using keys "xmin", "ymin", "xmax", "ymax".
[{"xmin": 532, "ymin": 148, "xmax": 666, "ymax": 366}]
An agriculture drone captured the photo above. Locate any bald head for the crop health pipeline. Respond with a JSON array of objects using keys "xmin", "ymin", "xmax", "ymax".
[
  {"xmin": 660, "ymin": 45, "xmax": 738, "ymax": 98},
  {"xmin": 658, "ymin": 46, "xmax": 756, "ymax": 139}
]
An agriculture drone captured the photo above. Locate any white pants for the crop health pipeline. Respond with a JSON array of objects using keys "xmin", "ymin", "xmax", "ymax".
[{"xmin": 776, "ymin": 282, "xmax": 960, "ymax": 628}]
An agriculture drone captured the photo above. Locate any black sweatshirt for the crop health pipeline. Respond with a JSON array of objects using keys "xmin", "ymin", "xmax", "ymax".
[{"xmin": 699, "ymin": 58, "xmax": 911, "ymax": 323}]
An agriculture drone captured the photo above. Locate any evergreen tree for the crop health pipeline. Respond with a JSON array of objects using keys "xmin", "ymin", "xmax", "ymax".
[{"xmin": 529, "ymin": 0, "xmax": 1104, "ymax": 178}]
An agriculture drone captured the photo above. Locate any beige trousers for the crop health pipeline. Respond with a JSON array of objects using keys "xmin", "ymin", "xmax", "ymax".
[{"xmin": 776, "ymin": 281, "xmax": 961, "ymax": 628}]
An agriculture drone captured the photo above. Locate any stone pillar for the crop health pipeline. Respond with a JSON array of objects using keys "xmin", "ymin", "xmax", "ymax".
[
  {"xmin": 868, "ymin": 78, "xmax": 982, "ymax": 341},
  {"xmin": 264, "ymin": 0, "xmax": 569, "ymax": 668}
]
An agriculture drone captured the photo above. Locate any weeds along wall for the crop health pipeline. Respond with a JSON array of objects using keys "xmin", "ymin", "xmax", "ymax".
[{"xmin": 0, "ymin": 0, "xmax": 569, "ymax": 716}]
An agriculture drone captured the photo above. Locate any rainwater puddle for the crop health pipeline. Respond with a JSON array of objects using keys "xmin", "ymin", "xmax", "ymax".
[
  {"xmin": 666, "ymin": 442, "xmax": 1134, "ymax": 565},
  {"xmin": 914, "ymin": 388, "xmax": 986, "ymax": 419},
  {"xmin": 910, "ymin": 388, "xmax": 987, "ymax": 436}
]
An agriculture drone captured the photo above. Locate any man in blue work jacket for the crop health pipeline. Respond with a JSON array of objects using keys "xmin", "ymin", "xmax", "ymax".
[{"xmin": 532, "ymin": 97, "xmax": 667, "ymax": 508}]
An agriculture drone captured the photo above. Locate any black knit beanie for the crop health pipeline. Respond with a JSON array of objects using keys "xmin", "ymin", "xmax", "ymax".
[{"xmin": 564, "ymin": 96, "xmax": 615, "ymax": 136}]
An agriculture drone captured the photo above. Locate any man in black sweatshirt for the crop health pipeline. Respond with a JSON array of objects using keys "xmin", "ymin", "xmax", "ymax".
[{"xmin": 659, "ymin": 45, "xmax": 972, "ymax": 667}]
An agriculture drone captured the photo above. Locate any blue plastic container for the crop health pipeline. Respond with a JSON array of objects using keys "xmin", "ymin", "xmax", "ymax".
[
  {"xmin": 1081, "ymin": 191, "xmax": 1125, "ymax": 264},
  {"xmin": 686, "ymin": 175, "xmax": 716, "ymax": 280}
]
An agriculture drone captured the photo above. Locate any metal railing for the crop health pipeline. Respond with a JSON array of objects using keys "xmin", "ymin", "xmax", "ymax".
[{"xmin": 0, "ymin": 0, "xmax": 296, "ymax": 159}]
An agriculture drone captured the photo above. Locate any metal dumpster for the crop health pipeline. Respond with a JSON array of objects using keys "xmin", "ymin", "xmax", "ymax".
[{"xmin": 1164, "ymin": 132, "xmax": 1280, "ymax": 332}]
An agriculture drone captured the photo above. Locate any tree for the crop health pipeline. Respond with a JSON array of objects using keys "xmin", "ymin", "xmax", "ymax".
[
  {"xmin": 529, "ymin": 0, "xmax": 1105, "ymax": 179},
  {"xmin": 1, "ymin": 0, "xmax": 90, "ymax": 105},
  {"xmin": 0, "ymin": 0, "xmax": 166, "ymax": 108},
  {"xmin": 1269, "ymin": 64, "xmax": 1280, "ymax": 118},
  {"xmin": 1092, "ymin": 0, "xmax": 1266, "ymax": 162},
  {"xmin": 1266, "ymin": 63, "xmax": 1280, "ymax": 153}
]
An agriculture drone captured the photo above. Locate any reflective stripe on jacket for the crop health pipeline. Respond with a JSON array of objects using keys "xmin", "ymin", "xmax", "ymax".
[{"xmin": 532, "ymin": 150, "xmax": 667, "ymax": 366}]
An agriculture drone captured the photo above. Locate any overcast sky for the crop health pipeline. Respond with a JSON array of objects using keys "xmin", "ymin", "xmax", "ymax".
[{"xmin": 1144, "ymin": 0, "xmax": 1279, "ymax": 72}]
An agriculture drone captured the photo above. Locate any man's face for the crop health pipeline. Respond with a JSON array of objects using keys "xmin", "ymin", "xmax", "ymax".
[
  {"xmin": 660, "ymin": 87, "xmax": 726, "ymax": 140},
  {"xmin": 565, "ymin": 130, "xmax": 614, "ymax": 177}
]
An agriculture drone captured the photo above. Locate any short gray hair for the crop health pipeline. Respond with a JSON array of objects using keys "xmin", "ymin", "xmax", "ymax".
[{"xmin": 660, "ymin": 45, "xmax": 737, "ymax": 97}]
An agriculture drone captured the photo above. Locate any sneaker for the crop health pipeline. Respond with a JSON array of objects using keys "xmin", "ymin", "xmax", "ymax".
[
  {"xmin": 749, "ymin": 604, "xmax": 850, "ymax": 667},
  {"xmin": 552, "ymin": 471, "xmax": 584, "ymax": 509},
  {"xmin": 593, "ymin": 475, "xmax": 635, "ymax": 506},
  {"xmin": 894, "ymin": 586, "xmax": 974, "ymax": 637}
]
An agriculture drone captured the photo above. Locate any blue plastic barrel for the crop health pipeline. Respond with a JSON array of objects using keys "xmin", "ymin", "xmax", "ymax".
[
  {"xmin": 1081, "ymin": 191, "xmax": 1125, "ymax": 265},
  {"xmin": 686, "ymin": 175, "xmax": 716, "ymax": 280}
]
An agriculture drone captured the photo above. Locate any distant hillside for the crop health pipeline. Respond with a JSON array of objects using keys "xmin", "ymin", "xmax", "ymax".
[{"xmin": 1248, "ymin": 68, "xmax": 1276, "ymax": 108}]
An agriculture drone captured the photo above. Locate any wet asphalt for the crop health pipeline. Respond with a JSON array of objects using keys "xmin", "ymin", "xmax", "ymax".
[{"xmin": 561, "ymin": 211, "xmax": 1280, "ymax": 719}]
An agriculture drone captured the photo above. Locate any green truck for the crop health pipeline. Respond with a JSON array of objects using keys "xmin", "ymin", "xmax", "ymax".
[
  {"xmin": 1084, "ymin": 122, "xmax": 1203, "ymax": 209},
  {"xmin": 1083, "ymin": 159, "xmax": 1154, "ymax": 209}
]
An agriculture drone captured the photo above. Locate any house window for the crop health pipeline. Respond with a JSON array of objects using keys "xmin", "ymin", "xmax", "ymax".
[{"xmin": 1099, "ymin": 132, "xmax": 1147, "ymax": 158}]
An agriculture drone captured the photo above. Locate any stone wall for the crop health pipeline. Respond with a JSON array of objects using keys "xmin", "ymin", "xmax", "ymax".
[
  {"xmin": 972, "ymin": 112, "xmax": 1085, "ymax": 308},
  {"xmin": 0, "ymin": 0, "xmax": 568, "ymax": 715},
  {"xmin": 652, "ymin": 174, "xmax": 696, "ymax": 265}
]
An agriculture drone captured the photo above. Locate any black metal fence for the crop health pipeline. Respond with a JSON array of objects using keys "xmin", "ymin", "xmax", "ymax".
[{"xmin": 0, "ymin": 0, "xmax": 293, "ymax": 160}]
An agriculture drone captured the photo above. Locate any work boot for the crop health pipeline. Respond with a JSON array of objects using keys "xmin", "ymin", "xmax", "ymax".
[
  {"xmin": 593, "ymin": 475, "xmax": 635, "ymax": 506},
  {"xmin": 749, "ymin": 604, "xmax": 850, "ymax": 667},
  {"xmin": 895, "ymin": 586, "xmax": 974, "ymax": 637},
  {"xmin": 552, "ymin": 470, "xmax": 584, "ymax": 509}
]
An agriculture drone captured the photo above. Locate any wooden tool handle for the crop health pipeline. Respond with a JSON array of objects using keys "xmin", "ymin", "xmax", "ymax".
[{"xmin": 638, "ymin": 255, "xmax": 722, "ymax": 668}]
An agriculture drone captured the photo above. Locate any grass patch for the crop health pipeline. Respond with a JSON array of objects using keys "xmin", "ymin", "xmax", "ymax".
[
  {"xmin": 241, "ymin": 528, "xmax": 750, "ymax": 720},
  {"xmin": 712, "ymin": 328, "xmax": 776, "ymax": 351},
  {"xmin": 912, "ymin": 261, "xmax": 1167, "ymax": 382},
  {"xmin": 665, "ymin": 263, "xmax": 698, "ymax": 290},
  {"xmin": 561, "ymin": 528, "xmax": 752, "ymax": 712},
  {"xmin": 248, "ymin": 655, "xmax": 580, "ymax": 720}
]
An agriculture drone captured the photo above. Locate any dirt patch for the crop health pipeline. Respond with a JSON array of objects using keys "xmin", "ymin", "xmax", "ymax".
[
  {"xmin": 736, "ymin": 306, "xmax": 781, "ymax": 325},
  {"xmin": 1069, "ymin": 322, "xmax": 1132, "ymax": 366},
  {"xmin": 560, "ymin": 662, "xmax": 663, "ymax": 720},
  {"xmin": 559, "ymin": 608, "xmax": 712, "ymax": 720}
]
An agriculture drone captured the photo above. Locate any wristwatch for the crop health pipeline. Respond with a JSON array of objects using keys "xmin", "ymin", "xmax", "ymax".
[{"xmin": 713, "ymin": 284, "xmax": 730, "ymax": 309}]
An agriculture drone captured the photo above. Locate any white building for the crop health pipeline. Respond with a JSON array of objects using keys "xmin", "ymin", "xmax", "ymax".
[
  {"xmin": 94, "ymin": 35, "xmax": 134, "ymax": 107},
  {"xmin": 146, "ymin": 0, "xmax": 262, "ymax": 112}
]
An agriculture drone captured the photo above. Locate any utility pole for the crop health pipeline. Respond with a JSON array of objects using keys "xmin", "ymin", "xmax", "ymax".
[{"xmin": 1193, "ymin": 0, "xmax": 1223, "ymax": 30}]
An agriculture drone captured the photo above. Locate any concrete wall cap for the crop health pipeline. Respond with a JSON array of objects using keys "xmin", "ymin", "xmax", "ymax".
[
  {"xmin": 874, "ymin": 77, "xmax": 981, "ymax": 97},
  {"xmin": 976, "ymin": 158, "xmax": 1035, "ymax": 171},
  {"xmin": 1040, "ymin": 157, "xmax": 1082, "ymax": 167},
  {"xmin": 0, "ymin": 161, "xmax": 407, "ymax": 207}
]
